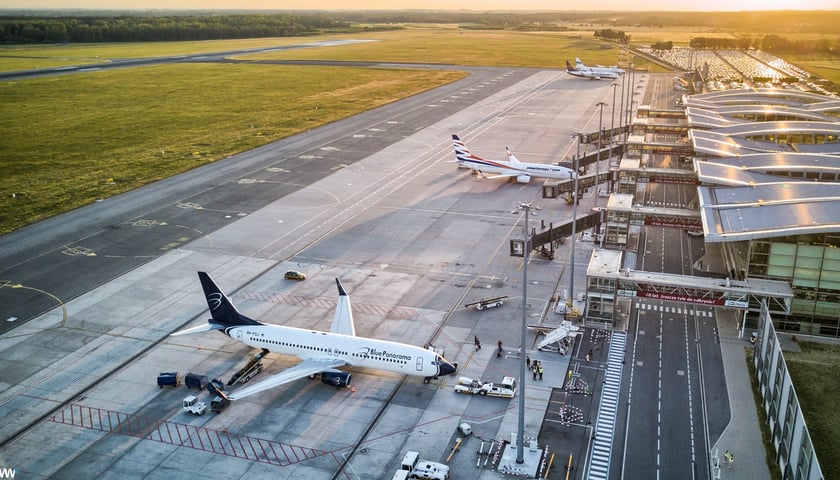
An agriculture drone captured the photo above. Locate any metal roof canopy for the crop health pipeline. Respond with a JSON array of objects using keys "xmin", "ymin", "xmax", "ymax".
[
  {"xmin": 699, "ymin": 183, "xmax": 840, "ymax": 243},
  {"xmin": 687, "ymin": 88, "xmax": 838, "ymax": 108},
  {"xmin": 685, "ymin": 106, "xmax": 839, "ymax": 130},
  {"xmin": 690, "ymin": 129, "xmax": 840, "ymax": 156},
  {"xmin": 696, "ymin": 154, "xmax": 840, "ymax": 186}
]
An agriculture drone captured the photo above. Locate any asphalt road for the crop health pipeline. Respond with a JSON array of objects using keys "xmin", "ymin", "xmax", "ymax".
[{"xmin": 602, "ymin": 74, "xmax": 730, "ymax": 480}]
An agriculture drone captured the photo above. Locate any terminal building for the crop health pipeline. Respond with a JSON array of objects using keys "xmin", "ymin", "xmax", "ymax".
[{"xmin": 580, "ymin": 89, "xmax": 840, "ymax": 338}]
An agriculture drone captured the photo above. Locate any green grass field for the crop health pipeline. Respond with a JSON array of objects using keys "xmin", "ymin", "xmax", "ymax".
[
  {"xmin": 2, "ymin": 25, "xmax": 838, "ymax": 234},
  {"xmin": 0, "ymin": 37, "xmax": 332, "ymax": 72},
  {"xmin": 784, "ymin": 341, "xmax": 840, "ymax": 479},
  {"xmin": 241, "ymin": 27, "xmax": 658, "ymax": 71},
  {"xmin": 0, "ymin": 63, "xmax": 465, "ymax": 233},
  {"xmin": 0, "ymin": 27, "xmax": 653, "ymax": 234}
]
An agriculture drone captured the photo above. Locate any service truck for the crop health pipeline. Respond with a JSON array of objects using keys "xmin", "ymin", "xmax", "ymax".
[
  {"xmin": 464, "ymin": 295, "xmax": 508, "ymax": 311},
  {"xmin": 399, "ymin": 451, "xmax": 449, "ymax": 480},
  {"xmin": 182, "ymin": 395, "xmax": 207, "ymax": 415},
  {"xmin": 207, "ymin": 378, "xmax": 230, "ymax": 413},
  {"xmin": 454, "ymin": 376, "xmax": 516, "ymax": 398}
]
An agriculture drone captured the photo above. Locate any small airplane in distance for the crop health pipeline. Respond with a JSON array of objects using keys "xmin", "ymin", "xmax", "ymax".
[
  {"xmin": 452, "ymin": 134, "xmax": 576, "ymax": 184},
  {"xmin": 171, "ymin": 272, "xmax": 457, "ymax": 400},
  {"xmin": 565, "ymin": 57, "xmax": 625, "ymax": 80}
]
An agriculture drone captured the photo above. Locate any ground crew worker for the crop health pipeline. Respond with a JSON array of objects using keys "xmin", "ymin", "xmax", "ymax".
[
  {"xmin": 725, "ymin": 450, "xmax": 734, "ymax": 468},
  {"xmin": 474, "ymin": 336, "xmax": 481, "ymax": 351},
  {"xmin": 497, "ymin": 340, "xmax": 503, "ymax": 358},
  {"xmin": 532, "ymin": 363, "xmax": 538, "ymax": 380},
  {"xmin": 526, "ymin": 356, "xmax": 531, "ymax": 370},
  {"xmin": 538, "ymin": 363, "xmax": 544, "ymax": 380}
]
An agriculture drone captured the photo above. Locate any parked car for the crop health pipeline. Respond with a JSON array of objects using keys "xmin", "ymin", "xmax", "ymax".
[{"xmin": 284, "ymin": 270, "xmax": 306, "ymax": 280}]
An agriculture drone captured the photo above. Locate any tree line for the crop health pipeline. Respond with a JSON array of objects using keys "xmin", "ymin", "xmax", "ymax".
[
  {"xmin": 593, "ymin": 28, "xmax": 629, "ymax": 43},
  {"xmin": 0, "ymin": 14, "xmax": 363, "ymax": 43}
]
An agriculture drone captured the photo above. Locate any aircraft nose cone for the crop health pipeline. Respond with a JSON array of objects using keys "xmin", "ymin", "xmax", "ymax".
[{"xmin": 439, "ymin": 359, "xmax": 457, "ymax": 377}]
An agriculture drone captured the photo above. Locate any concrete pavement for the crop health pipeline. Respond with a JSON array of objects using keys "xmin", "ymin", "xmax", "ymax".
[{"xmin": 713, "ymin": 307, "xmax": 772, "ymax": 480}]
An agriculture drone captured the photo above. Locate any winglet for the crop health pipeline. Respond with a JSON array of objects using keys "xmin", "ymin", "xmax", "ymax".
[
  {"xmin": 505, "ymin": 147, "xmax": 520, "ymax": 164},
  {"xmin": 330, "ymin": 278, "xmax": 356, "ymax": 336}
]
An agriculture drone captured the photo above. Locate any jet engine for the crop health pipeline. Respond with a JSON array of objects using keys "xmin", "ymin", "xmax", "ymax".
[
  {"xmin": 321, "ymin": 371, "xmax": 352, "ymax": 388},
  {"xmin": 515, "ymin": 175, "xmax": 531, "ymax": 184}
]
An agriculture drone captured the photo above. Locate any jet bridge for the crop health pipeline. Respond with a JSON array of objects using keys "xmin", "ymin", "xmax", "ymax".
[
  {"xmin": 557, "ymin": 143, "xmax": 626, "ymax": 172},
  {"xmin": 542, "ymin": 172, "xmax": 614, "ymax": 198}
]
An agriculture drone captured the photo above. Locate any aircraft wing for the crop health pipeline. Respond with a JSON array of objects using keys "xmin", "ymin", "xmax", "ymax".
[
  {"xmin": 228, "ymin": 357, "xmax": 348, "ymax": 400},
  {"xmin": 330, "ymin": 278, "xmax": 356, "ymax": 336},
  {"xmin": 482, "ymin": 172, "xmax": 518, "ymax": 179}
]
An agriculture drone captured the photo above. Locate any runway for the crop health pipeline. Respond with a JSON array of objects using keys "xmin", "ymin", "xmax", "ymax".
[{"xmin": 0, "ymin": 63, "xmax": 621, "ymax": 479}]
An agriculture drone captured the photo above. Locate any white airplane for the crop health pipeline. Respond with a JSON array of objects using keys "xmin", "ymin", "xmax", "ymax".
[
  {"xmin": 452, "ymin": 134, "xmax": 576, "ymax": 184},
  {"xmin": 171, "ymin": 272, "xmax": 457, "ymax": 400},
  {"xmin": 565, "ymin": 58, "xmax": 624, "ymax": 80}
]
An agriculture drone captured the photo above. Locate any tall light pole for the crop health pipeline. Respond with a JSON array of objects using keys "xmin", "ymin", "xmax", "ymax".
[
  {"xmin": 618, "ymin": 69, "xmax": 627, "ymax": 143},
  {"xmin": 516, "ymin": 203, "xmax": 530, "ymax": 464},
  {"xmin": 609, "ymin": 82, "xmax": 619, "ymax": 168},
  {"xmin": 624, "ymin": 59, "xmax": 634, "ymax": 142},
  {"xmin": 569, "ymin": 134, "xmax": 582, "ymax": 310},
  {"xmin": 595, "ymin": 101, "xmax": 606, "ymax": 212},
  {"xmin": 625, "ymin": 61, "xmax": 636, "ymax": 135}
]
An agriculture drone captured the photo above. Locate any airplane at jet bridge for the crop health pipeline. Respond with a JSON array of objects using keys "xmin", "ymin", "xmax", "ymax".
[
  {"xmin": 452, "ymin": 134, "xmax": 576, "ymax": 184},
  {"xmin": 171, "ymin": 272, "xmax": 457, "ymax": 400}
]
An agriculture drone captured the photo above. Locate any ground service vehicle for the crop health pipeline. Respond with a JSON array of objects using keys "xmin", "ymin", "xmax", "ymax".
[
  {"xmin": 210, "ymin": 396, "xmax": 229, "ymax": 413},
  {"xmin": 454, "ymin": 376, "xmax": 516, "ymax": 398},
  {"xmin": 182, "ymin": 395, "xmax": 207, "ymax": 415},
  {"xmin": 185, "ymin": 373, "xmax": 208, "ymax": 390},
  {"xmin": 400, "ymin": 451, "xmax": 449, "ymax": 480},
  {"xmin": 207, "ymin": 379, "xmax": 231, "ymax": 413},
  {"xmin": 156, "ymin": 372, "xmax": 179, "ymax": 388},
  {"xmin": 464, "ymin": 295, "xmax": 508, "ymax": 311},
  {"xmin": 227, "ymin": 350, "xmax": 267, "ymax": 385}
]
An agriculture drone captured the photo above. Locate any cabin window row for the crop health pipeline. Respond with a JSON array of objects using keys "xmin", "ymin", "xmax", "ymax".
[{"xmin": 249, "ymin": 337, "xmax": 406, "ymax": 364}]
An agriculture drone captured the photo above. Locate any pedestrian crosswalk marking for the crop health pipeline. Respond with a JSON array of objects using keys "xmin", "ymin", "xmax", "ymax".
[
  {"xmin": 587, "ymin": 330, "xmax": 626, "ymax": 480},
  {"xmin": 635, "ymin": 303, "xmax": 713, "ymax": 317}
]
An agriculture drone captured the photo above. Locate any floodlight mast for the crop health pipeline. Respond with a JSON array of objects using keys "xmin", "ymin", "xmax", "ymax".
[
  {"xmin": 569, "ymin": 134, "xmax": 582, "ymax": 308},
  {"xmin": 515, "ymin": 202, "xmax": 530, "ymax": 464}
]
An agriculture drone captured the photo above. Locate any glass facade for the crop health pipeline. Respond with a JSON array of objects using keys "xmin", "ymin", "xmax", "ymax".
[{"xmin": 748, "ymin": 234, "xmax": 840, "ymax": 337}]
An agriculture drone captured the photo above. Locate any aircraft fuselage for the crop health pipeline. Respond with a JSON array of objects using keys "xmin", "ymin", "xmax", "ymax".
[{"xmin": 228, "ymin": 324, "xmax": 451, "ymax": 378}]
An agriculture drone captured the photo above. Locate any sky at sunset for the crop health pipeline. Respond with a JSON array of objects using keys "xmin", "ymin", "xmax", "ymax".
[{"xmin": 3, "ymin": 0, "xmax": 840, "ymax": 11}]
